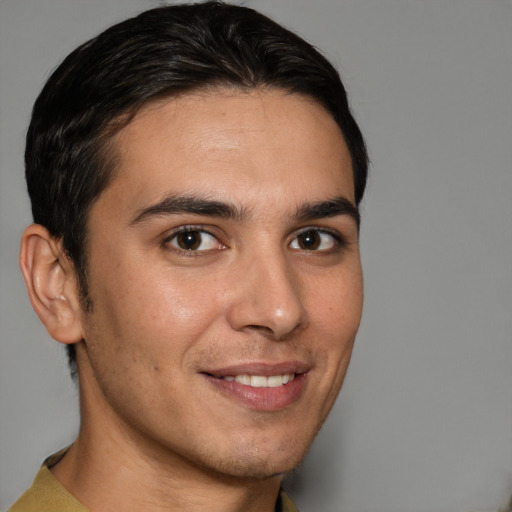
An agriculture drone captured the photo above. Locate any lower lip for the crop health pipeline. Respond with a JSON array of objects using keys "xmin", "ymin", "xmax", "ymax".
[{"xmin": 203, "ymin": 373, "xmax": 307, "ymax": 411}]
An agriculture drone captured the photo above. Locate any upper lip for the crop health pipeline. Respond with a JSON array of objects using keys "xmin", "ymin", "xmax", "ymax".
[{"xmin": 202, "ymin": 361, "xmax": 310, "ymax": 377}]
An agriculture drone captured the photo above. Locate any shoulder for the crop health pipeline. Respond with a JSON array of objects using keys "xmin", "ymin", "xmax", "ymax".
[
  {"xmin": 278, "ymin": 489, "xmax": 300, "ymax": 512},
  {"xmin": 8, "ymin": 459, "xmax": 88, "ymax": 512}
]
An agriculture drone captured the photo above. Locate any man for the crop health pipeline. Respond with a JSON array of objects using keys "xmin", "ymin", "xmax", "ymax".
[{"xmin": 10, "ymin": 2, "xmax": 368, "ymax": 511}]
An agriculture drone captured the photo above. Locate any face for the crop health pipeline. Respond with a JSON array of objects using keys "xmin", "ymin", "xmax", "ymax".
[{"xmin": 77, "ymin": 88, "xmax": 363, "ymax": 480}]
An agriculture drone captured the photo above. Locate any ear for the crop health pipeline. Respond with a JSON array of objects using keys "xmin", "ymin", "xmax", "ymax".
[{"xmin": 19, "ymin": 224, "xmax": 84, "ymax": 344}]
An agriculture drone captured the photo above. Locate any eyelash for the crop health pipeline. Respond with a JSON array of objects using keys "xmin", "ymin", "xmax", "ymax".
[
  {"xmin": 162, "ymin": 225, "xmax": 225, "ymax": 255},
  {"xmin": 292, "ymin": 227, "xmax": 348, "ymax": 252},
  {"xmin": 161, "ymin": 225, "xmax": 348, "ymax": 255}
]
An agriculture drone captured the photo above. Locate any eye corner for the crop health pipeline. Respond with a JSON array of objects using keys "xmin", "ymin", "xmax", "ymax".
[
  {"xmin": 290, "ymin": 227, "xmax": 347, "ymax": 252},
  {"xmin": 162, "ymin": 225, "xmax": 227, "ymax": 254}
]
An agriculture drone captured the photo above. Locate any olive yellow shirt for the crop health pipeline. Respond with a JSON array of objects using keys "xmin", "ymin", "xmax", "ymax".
[{"xmin": 8, "ymin": 452, "xmax": 299, "ymax": 512}]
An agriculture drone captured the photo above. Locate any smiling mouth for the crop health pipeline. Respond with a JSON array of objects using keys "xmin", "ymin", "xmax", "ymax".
[
  {"xmin": 202, "ymin": 369, "xmax": 306, "ymax": 411},
  {"xmin": 210, "ymin": 373, "xmax": 296, "ymax": 388}
]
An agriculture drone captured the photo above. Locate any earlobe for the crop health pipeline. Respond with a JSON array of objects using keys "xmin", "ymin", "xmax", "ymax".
[{"xmin": 19, "ymin": 224, "xmax": 84, "ymax": 344}]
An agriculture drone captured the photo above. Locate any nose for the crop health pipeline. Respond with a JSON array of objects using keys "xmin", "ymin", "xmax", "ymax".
[{"xmin": 226, "ymin": 250, "xmax": 309, "ymax": 340}]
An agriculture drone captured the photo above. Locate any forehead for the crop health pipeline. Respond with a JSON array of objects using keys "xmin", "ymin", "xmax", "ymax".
[{"xmin": 100, "ymin": 88, "xmax": 354, "ymax": 218}]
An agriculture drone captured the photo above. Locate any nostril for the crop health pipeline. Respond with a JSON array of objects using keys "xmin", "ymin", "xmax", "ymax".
[{"xmin": 244, "ymin": 325, "xmax": 274, "ymax": 335}]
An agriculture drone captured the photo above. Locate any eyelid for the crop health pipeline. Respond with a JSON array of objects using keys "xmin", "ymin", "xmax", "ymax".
[
  {"xmin": 162, "ymin": 225, "xmax": 227, "ymax": 253},
  {"xmin": 290, "ymin": 226, "xmax": 348, "ymax": 250},
  {"xmin": 294, "ymin": 225, "xmax": 345, "ymax": 240}
]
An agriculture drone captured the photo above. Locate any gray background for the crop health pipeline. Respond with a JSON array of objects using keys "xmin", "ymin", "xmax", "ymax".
[{"xmin": 1, "ymin": 1, "xmax": 511, "ymax": 511}]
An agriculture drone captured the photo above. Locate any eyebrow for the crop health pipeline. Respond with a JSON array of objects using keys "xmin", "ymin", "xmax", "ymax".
[
  {"xmin": 130, "ymin": 194, "xmax": 244, "ymax": 225},
  {"xmin": 295, "ymin": 197, "xmax": 360, "ymax": 228},
  {"xmin": 130, "ymin": 193, "xmax": 359, "ymax": 228}
]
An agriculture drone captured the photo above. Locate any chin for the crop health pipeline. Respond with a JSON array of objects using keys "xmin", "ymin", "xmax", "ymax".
[
  {"xmin": 194, "ymin": 437, "xmax": 312, "ymax": 482},
  {"xmin": 205, "ymin": 414, "xmax": 329, "ymax": 481},
  {"xmin": 206, "ymin": 457, "xmax": 303, "ymax": 482}
]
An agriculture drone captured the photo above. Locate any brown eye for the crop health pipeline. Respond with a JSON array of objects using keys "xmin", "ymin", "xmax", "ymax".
[
  {"xmin": 166, "ymin": 229, "xmax": 224, "ymax": 252},
  {"xmin": 297, "ymin": 230, "xmax": 321, "ymax": 250},
  {"xmin": 176, "ymin": 231, "xmax": 202, "ymax": 250},
  {"xmin": 290, "ymin": 229, "xmax": 339, "ymax": 251}
]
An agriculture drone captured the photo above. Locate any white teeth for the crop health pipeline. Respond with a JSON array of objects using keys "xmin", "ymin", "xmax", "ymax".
[
  {"xmin": 234, "ymin": 374, "xmax": 251, "ymax": 385},
  {"xmin": 250, "ymin": 375, "xmax": 267, "ymax": 387},
  {"xmin": 267, "ymin": 375, "xmax": 283, "ymax": 387},
  {"xmin": 225, "ymin": 373, "xmax": 295, "ymax": 387}
]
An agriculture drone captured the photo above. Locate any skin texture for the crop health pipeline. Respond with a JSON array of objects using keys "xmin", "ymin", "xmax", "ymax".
[{"xmin": 21, "ymin": 88, "xmax": 363, "ymax": 512}]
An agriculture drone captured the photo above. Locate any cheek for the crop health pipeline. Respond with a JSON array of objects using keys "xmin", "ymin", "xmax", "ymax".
[
  {"xmin": 312, "ymin": 267, "xmax": 363, "ymax": 341},
  {"xmin": 85, "ymin": 260, "xmax": 226, "ymax": 363},
  {"xmin": 307, "ymin": 266, "xmax": 363, "ymax": 396}
]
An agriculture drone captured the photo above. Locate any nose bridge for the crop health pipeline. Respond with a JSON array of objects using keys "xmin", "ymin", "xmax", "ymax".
[{"xmin": 226, "ymin": 243, "xmax": 308, "ymax": 340}]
